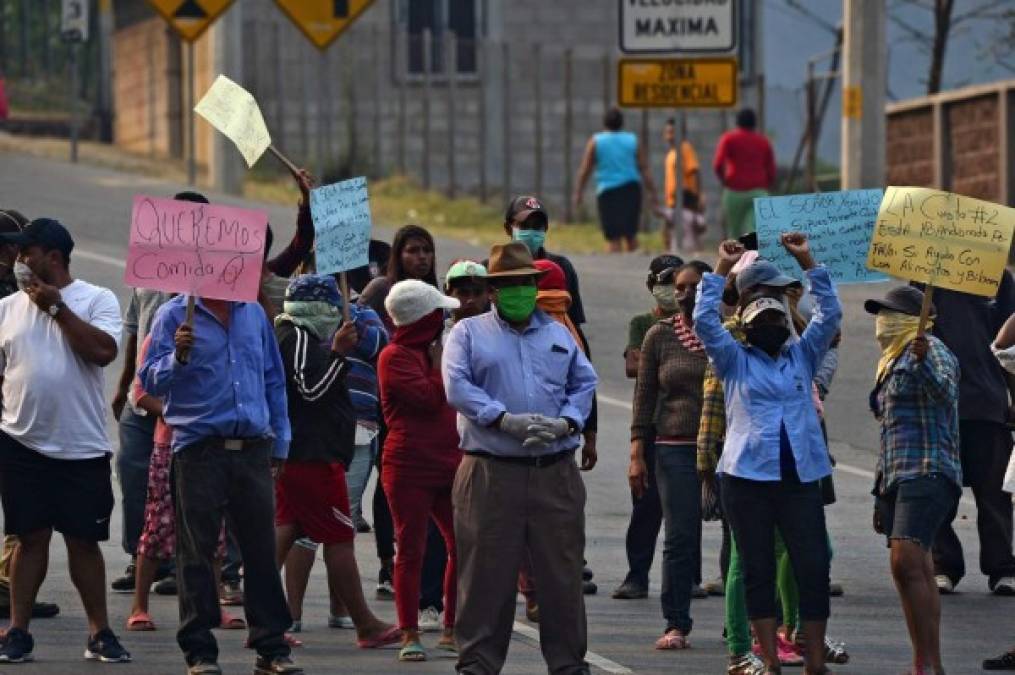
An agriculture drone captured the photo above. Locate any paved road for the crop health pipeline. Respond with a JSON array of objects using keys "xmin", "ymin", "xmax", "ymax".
[{"xmin": 0, "ymin": 153, "xmax": 1010, "ymax": 674}]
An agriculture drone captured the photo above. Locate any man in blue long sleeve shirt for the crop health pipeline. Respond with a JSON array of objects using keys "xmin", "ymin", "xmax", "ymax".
[
  {"xmin": 140, "ymin": 295, "xmax": 298, "ymax": 675},
  {"xmin": 443, "ymin": 242, "xmax": 597, "ymax": 675}
]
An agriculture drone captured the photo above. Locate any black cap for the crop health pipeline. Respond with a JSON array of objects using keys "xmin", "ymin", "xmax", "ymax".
[
  {"xmin": 0, "ymin": 218, "xmax": 74, "ymax": 259},
  {"xmin": 0, "ymin": 209, "xmax": 28, "ymax": 235},
  {"xmin": 647, "ymin": 254, "xmax": 684, "ymax": 287},
  {"xmin": 505, "ymin": 195, "xmax": 548, "ymax": 225},
  {"xmin": 738, "ymin": 231, "xmax": 758, "ymax": 251},
  {"xmin": 864, "ymin": 286, "xmax": 932, "ymax": 317}
]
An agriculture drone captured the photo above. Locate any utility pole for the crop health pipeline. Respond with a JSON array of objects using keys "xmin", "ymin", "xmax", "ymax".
[
  {"xmin": 95, "ymin": 0, "xmax": 114, "ymax": 141},
  {"xmin": 840, "ymin": 0, "xmax": 886, "ymax": 189}
]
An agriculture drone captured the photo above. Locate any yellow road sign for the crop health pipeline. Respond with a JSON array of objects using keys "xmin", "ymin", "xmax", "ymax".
[
  {"xmin": 147, "ymin": 0, "xmax": 235, "ymax": 43},
  {"xmin": 618, "ymin": 58, "xmax": 738, "ymax": 109},
  {"xmin": 275, "ymin": 0, "xmax": 376, "ymax": 50}
]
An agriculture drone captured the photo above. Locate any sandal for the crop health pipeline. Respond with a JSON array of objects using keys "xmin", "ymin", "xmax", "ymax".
[
  {"xmin": 219, "ymin": 609, "xmax": 246, "ymax": 630},
  {"xmin": 984, "ymin": 650, "xmax": 1015, "ymax": 670},
  {"xmin": 654, "ymin": 629, "xmax": 690, "ymax": 650},
  {"xmin": 126, "ymin": 612, "xmax": 156, "ymax": 631},
  {"xmin": 436, "ymin": 636, "xmax": 457, "ymax": 653},
  {"xmin": 357, "ymin": 625, "xmax": 401, "ymax": 649},
  {"xmin": 398, "ymin": 640, "xmax": 427, "ymax": 662},
  {"xmin": 283, "ymin": 632, "xmax": 303, "ymax": 648}
]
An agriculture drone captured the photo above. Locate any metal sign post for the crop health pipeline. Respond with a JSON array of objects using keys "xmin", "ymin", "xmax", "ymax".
[{"xmin": 61, "ymin": 0, "xmax": 89, "ymax": 163}]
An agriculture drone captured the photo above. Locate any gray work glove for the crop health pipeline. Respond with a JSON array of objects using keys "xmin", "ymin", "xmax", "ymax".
[
  {"xmin": 499, "ymin": 413, "xmax": 540, "ymax": 441},
  {"xmin": 522, "ymin": 415, "xmax": 572, "ymax": 448}
]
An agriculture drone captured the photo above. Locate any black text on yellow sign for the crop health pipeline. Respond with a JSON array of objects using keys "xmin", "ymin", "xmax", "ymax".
[
  {"xmin": 275, "ymin": 0, "xmax": 376, "ymax": 50},
  {"xmin": 146, "ymin": 0, "xmax": 235, "ymax": 43},
  {"xmin": 618, "ymin": 58, "xmax": 738, "ymax": 109}
]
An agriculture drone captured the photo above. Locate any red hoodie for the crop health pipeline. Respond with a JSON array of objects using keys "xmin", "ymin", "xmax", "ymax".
[{"xmin": 378, "ymin": 310, "xmax": 462, "ymax": 482}]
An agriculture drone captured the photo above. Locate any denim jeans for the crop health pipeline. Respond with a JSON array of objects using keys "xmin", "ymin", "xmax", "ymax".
[
  {"xmin": 623, "ymin": 437, "xmax": 663, "ymax": 588},
  {"xmin": 174, "ymin": 440, "xmax": 291, "ymax": 666},
  {"xmin": 116, "ymin": 408, "xmax": 156, "ymax": 556},
  {"xmin": 655, "ymin": 443, "xmax": 700, "ymax": 634},
  {"xmin": 346, "ymin": 438, "xmax": 376, "ymax": 523}
]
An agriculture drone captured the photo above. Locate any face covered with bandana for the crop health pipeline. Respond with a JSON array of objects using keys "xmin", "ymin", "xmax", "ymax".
[
  {"xmin": 276, "ymin": 274, "xmax": 344, "ymax": 341},
  {"xmin": 874, "ymin": 310, "xmax": 927, "ymax": 382}
]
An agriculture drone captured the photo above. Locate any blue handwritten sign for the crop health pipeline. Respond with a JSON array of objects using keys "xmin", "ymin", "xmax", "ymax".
[
  {"xmin": 310, "ymin": 176, "xmax": 372, "ymax": 275},
  {"xmin": 754, "ymin": 189, "xmax": 887, "ymax": 284}
]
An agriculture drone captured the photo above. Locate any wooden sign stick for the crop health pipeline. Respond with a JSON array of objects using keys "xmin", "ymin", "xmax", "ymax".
[
  {"xmin": 917, "ymin": 282, "xmax": 935, "ymax": 337},
  {"xmin": 267, "ymin": 145, "xmax": 301, "ymax": 179},
  {"xmin": 178, "ymin": 295, "xmax": 197, "ymax": 364},
  {"xmin": 339, "ymin": 272, "xmax": 352, "ymax": 323}
]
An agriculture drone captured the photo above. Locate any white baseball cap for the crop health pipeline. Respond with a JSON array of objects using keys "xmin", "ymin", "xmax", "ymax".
[
  {"xmin": 742, "ymin": 297, "xmax": 788, "ymax": 325},
  {"xmin": 385, "ymin": 279, "xmax": 461, "ymax": 327}
]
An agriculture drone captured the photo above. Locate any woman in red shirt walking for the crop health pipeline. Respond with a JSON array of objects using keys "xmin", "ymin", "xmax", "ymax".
[
  {"xmin": 379, "ymin": 279, "xmax": 463, "ymax": 662},
  {"xmin": 712, "ymin": 108, "xmax": 776, "ymax": 239}
]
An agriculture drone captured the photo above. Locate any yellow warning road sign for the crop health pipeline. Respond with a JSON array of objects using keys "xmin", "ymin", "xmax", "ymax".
[
  {"xmin": 618, "ymin": 58, "xmax": 738, "ymax": 109},
  {"xmin": 275, "ymin": 0, "xmax": 376, "ymax": 50},
  {"xmin": 147, "ymin": 0, "xmax": 235, "ymax": 43}
]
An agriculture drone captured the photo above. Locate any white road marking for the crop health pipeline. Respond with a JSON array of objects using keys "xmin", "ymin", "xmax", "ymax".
[
  {"xmin": 512, "ymin": 621, "xmax": 633, "ymax": 674},
  {"xmin": 75, "ymin": 248, "xmax": 126, "ymax": 270}
]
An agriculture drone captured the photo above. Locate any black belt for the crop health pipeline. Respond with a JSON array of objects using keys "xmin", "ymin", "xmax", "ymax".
[
  {"xmin": 188, "ymin": 437, "xmax": 270, "ymax": 452},
  {"xmin": 466, "ymin": 449, "xmax": 573, "ymax": 468}
]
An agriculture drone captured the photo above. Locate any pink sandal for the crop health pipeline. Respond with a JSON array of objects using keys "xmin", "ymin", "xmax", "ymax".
[
  {"xmin": 654, "ymin": 629, "xmax": 690, "ymax": 650},
  {"xmin": 357, "ymin": 625, "xmax": 401, "ymax": 649},
  {"xmin": 219, "ymin": 609, "xmax": 246, "ymax": 630},
  {"xmin": 126, "ymin": 612, "xmax": 157, "ymax": 631}
]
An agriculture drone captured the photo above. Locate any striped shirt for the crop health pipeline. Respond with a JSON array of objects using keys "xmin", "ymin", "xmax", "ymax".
[{"xmin": 871, "ymin": 335, "xmax": 962, "ymax": 494}]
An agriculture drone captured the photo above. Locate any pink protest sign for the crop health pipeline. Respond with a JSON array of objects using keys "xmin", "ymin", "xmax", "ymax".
[{"xmin": 124, "ymin": 196, "xmax": 267, "ymax": 302}]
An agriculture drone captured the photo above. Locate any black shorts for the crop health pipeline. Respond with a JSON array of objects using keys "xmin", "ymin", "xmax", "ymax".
[
  {"xmin": 877, "ymin": 474, "xmax": 959, "ymax": 550},
  {"xmin": 0, "ymin": 432, "xmax": 114, "ymax": 541},
  {"xmin": 597, "ymin": 181, "xmax": 642, "ymax": 240}
]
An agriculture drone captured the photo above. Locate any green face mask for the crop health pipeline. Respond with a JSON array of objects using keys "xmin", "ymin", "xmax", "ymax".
[
  {"xmin": 496, "ymin": 285, "xmax": 538, "ymax": 322},
  {"xmin": 651, "ymin": 283, "xmax": 679, "ymax": 314}
]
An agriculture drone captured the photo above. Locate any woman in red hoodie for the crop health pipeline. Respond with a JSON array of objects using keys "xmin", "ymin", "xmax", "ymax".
[{"xmin": 379, "ymin": 279, "xmax": 463, "ymax": 662}]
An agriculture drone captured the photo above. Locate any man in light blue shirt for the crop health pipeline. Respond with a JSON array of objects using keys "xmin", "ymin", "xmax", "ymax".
[
  {"xmin": 141, "ymin": 294, "xmax": 297, "ymax": 675},
  {"xmin": 443, "ymin": 242, "xmax": 596, "ymax": 675}
]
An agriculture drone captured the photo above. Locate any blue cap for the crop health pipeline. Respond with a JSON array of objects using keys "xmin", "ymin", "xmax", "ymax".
[
  {"xmin": 735, "ymin": 260, "xmax": 797, "ymax": 294},
  {"xmin": 285, "ymin": 274, "xmax": 342, "ymax": 307}
]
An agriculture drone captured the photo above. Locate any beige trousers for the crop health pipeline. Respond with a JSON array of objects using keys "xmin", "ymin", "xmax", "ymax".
[{"xmin": 453, "ymin": 454, "xmax": 589, "ymax": 675}]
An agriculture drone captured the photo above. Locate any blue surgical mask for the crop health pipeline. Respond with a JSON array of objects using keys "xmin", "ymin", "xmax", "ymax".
[{"xmin": 512, "ymin": 227, "xmax": 546, "ymax": 256}]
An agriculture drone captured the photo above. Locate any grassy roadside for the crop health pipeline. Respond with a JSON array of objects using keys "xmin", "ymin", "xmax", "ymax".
[{"xmin": 0, "ymin": 131, "xmax": 664, "ymax": 255}]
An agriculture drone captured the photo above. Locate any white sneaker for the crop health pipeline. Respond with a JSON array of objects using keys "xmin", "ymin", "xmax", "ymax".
[
  {"xmin": 418, "ymin": 606, "xmax": 442, "ymax": 632},
  {"xmin": 935, "ymin": 575, "xmax": 955, "ymax": 594},
  {"xmin": 993, "ymin": 576, "xmax": 1015, "ymax": 596},
  {"xmin": 328, "ymin": 615, "xmax": 355, "ymax": 629}
]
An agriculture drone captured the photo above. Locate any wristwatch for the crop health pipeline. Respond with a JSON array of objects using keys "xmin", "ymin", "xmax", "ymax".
[{"xmin": 47, "ymin": 301, "xmax": 66, "ymax": 318}]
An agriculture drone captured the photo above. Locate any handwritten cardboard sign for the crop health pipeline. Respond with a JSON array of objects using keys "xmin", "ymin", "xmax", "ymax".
[
  {"xmin": 124, "ymin": 196, "xmax": 267, "ymax": 302},
  {"xmin": 310, "ymin": 177, "xmax": 372, "ymax": 275},
  {"xmin": 867, "ymin": 187, "xmax": 1015, "ymax": 297},
  {"xmin": 754, "ymin": 189, "xmax": 887, "ymax": 284},
  {"xmin": 194, "ymin": 75, "xmax": 271, "ymax": 167}
]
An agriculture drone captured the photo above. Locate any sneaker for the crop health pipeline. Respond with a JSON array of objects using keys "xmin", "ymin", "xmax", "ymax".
[
  {"xmin": 829, "ymin": 581, "xmax": 845, "ymax": 597},
  {"xmin": 110, "ymin": 562, "xmax": 136, "ymax": 593},
  {"xmin": 0, "ymin": 627, "xmax": 34, "ymax": 663},
  {"xmin": 418, "ymin": 606, "xmax": 441, "ymax": 632},
  {"xmin": 353, "ymin": 515, "xmax": 372, "ymax": 534},
  {"xmin": 752, "ymin": 638, "xmax": 803, "ymax": 667},
  {"xmin": 582, "ymin": 580, "xmax": 598, "ymax": 595},
  {"xmin": 691, "ymin": 583, "xmax": 709, "ymax": 599},
  {"xmin": 728, "ymin": 652, "xmax": 766, "ymax": 675},
  {"xmin": 704, "ymin": 576, "xmax": 725, "ymax": 596},
  {"xmin": 219, "ymin": 580, "xmax": 244, "ymax": 606},
  {"xmin": 993, "ymin": 576, "xmax": 1015, "ymax": 596},
  {"xmin": 187, "ymin": 661, "xmax": 223, "ymax": 675},
  {"xmin": 254, "ymin": 654, "xmax": 303, "ymax": 674},
  {"xmin": 935, "ymin": 574, "xmax": 955, "ymax": 594},
  {"xmin": 984, "ymin": 650, "xmax": 1015, "ymax": 670},
  {"xmin": 84, "ymin": 627, "xmax": 131, "ymax": 663},
  {"xmin": 582, "ymin": 565, "xmax": 594, "ymax": 581},
  {"xmin": 328, "ymin": 614, "xmax": 355, "ymax": 629},
  {"xmin": 611, "ymin": 579, "xmax": 648, "ymax": 599},
  {"xmin": 376, "ymin": 567, "xmax": 394, "ymax": 600},
  {"xmin": 153, "ymin": 574, "xmax": 177, "ymax": 596}
]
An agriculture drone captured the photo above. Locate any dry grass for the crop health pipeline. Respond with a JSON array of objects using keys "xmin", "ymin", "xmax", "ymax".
[{"xmin": 0, "ymin": 132, "xmax": 667, "ymax": 254}]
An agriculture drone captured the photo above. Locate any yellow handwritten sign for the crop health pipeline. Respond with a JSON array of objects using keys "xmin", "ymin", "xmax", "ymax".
[
  {"xmin": 867, "ymin": 186, "xmax": 1015, "ymax": 297},
  {"xmin": 194, "ymin": 75, "xmax": 271, "ymax": 168}
]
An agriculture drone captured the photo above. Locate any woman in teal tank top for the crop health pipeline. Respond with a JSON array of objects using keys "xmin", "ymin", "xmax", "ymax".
[{"xmin": 575, "ymin": 107, "xmax": 659, "ymax": 253}]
